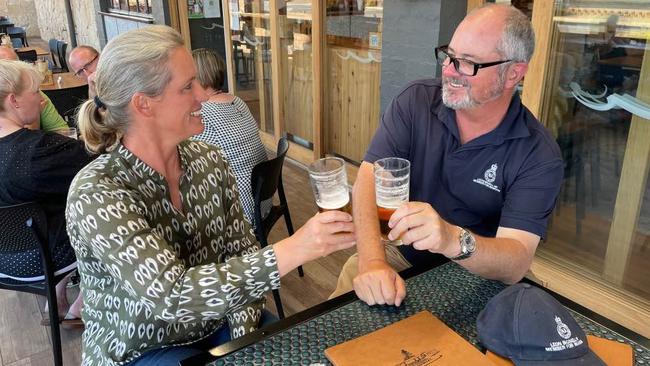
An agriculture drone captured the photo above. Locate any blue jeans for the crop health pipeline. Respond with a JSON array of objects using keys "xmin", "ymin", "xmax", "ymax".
[{"xmin": 126, "ymin": 311, "xmax": 278, "ymax": 366}]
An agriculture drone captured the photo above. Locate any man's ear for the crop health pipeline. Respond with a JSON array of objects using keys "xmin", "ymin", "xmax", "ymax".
[
  {"xmin": 506, "ymin": 63, "xmax": 528, "ymax": 89},
  {"xmin": 131, "ymin": 92, "xmax": 153, "ymax": 118}
]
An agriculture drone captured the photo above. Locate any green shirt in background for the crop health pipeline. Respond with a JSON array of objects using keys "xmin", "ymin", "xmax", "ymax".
[
  {"xmin": 66, "ymin": 140, "xmax": 280, "ymax": 365},
  {"xmin": 39, "ymin": 91, "xmax": 67, "ymax": 132}
]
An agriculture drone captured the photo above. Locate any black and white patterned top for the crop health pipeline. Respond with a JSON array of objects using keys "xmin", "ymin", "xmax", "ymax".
[
  {"xmin": 192, "ymin": 97, "xmax": 271, "ymax": 225},
  {"xmin": 65, "ymin": 141, "xmax": 280, "ymax": 365}
]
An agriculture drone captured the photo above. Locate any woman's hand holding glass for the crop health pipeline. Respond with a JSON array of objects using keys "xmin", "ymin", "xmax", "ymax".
[{"xmin": 274, "ymin": 210, "xmax": 355, "ymax": 276}]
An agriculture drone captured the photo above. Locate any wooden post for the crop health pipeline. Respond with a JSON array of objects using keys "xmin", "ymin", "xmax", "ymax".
[
  {"xmin": 269, "ymin": 0, "xmax": 283, "ymax": 143},
  {"xmin": 312, "ymin": 0, "xmax": 324, "ymax": 159},
  {"xmin": 221, "ymin": 0, "xmax": 236, "ymax": 94}
]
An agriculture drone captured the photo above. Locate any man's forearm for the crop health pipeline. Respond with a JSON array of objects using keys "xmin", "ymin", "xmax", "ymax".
[
  {"xmin": 454, "ymin": 232, "xmax": 536, "ymax": 284},
  {"xmin": 353, "ymin": 162, "xmax": 386, "ymax": 270}
]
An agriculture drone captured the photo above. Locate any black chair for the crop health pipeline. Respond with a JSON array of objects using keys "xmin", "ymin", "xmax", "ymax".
[
  {"xmin": 250, "ymin": 137, "xmax": 303, "ymax": 319},
  {"xmin": 0, "ymin": 202, "xmax": 74, "ymax": 366},
  {"xmin": 16, "ymin": 49, "xmax": 37, "ymax": 62},
  {"xmin": 56, "ymin": 40, "xmax": 68, "ymax": 73},
  {"xmin": 43, "ymin": 84, "xmax": 88, "ymax": 125},
  {"xmin": 49, "ymin": 39, "xmax": 64, "ymax": 73},
  {"xmin": 7, "ymin": 26, "xmax": 27, "ymax": 47}
]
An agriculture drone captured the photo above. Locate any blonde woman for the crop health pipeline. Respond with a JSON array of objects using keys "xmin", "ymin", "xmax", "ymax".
[
  {"xmin": 0, "ymin": 59, "xmax": 92, "ymax": 325},
  {"xmin": 68, "ymin": 25, "xmax": 355, "ymax": 365}
]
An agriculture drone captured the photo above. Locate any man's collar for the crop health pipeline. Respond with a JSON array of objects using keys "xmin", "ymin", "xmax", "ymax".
[{"xmin": 436, "ymin": 91, "xmax": 530, "ymax": 147}]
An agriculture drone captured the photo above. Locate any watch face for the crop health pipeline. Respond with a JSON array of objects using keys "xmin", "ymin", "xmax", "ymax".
[{"xmin": 462, "ymin": 231, "xmax": 476, "ymax": 252}]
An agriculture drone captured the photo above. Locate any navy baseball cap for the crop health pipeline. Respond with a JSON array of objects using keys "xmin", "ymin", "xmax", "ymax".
[{"xmin": 476, "ymin": 283, "xmax": 606, "ymax": 365}]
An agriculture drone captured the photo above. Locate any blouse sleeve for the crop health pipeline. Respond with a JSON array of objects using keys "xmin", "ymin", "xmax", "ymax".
[
  {"xmin": 66, "ymin": 163, "xmax": 280, "ymax": 328},
  {"xmin": 217, "ymin": 148, "xmax": 277, "ymax": 338}
]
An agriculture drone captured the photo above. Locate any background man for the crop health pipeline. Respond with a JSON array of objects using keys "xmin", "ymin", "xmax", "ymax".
[
  {"xmin": 68, "ymin": 45, "xmax": 99, "ymax": 97},
  {"xmin": 0, "ymin": 45, "xmax": 67, "ymax": 132},
  {"xmin": 333, "ymin": 4, "xmax": 564, "ymax": 307}
]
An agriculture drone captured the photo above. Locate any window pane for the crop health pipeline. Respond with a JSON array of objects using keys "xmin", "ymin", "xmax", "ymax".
[
  {"xmin": 227, "ymin": 0, "xmax": 275, "ymax": 134},
  {"xmin": 325, "ymin": 0, "xmax": 383, "ymax": 162},
  {"xmin": 280, "ymin": 0, "xmax": 314, "ymax": 147},
  {"xmin": 539, "ymin": 0, "xmax": 650, "ymax": 331}
]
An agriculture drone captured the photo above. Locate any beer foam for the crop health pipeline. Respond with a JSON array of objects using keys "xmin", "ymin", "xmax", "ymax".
[
  {"xmin": 317, "ymin": 194, "xmax": 350, "ymax": 210},
  {"xmin": 376, "ymin": 197, "xmax": 406, "ymax": 209}
]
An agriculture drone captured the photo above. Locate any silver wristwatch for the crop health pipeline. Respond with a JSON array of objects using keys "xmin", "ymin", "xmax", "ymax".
[{"xmin": 449, "ymin": 227, "xmax": 476, "ymax": 261}]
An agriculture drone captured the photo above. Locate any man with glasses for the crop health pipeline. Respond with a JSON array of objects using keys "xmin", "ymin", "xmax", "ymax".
[
  {"xmin": 332, "ymin": 4, "xmax": 563, "ymax": 307},
  {"xmin": 68, "ymin": 45, "xmax": 99, "ymax": 97}
]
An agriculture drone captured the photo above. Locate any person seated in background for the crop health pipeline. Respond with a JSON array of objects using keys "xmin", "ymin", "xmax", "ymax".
[
  {"xmin": 191, "ymin": 48, "xmax": 271, "ymax": 225},
  {"xmin": 68, "ymin": 25, "xmax": 355, "ymax": 366},
  {"xmin": 0, "ymin": 59, "xmax": 94, "ymax": 325},
  {"xmin": 0, "ymin": 46, "xmax": 68, "ymax": 132},
  {"xmin": 68, "ymin": 45, "xmax": 99, "ymax": 98}
]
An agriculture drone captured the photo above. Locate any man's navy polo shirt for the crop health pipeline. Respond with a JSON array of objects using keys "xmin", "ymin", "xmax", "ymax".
[{"xmin": 365, "ymin": 79, "xmax": 563, "ymax": 266}]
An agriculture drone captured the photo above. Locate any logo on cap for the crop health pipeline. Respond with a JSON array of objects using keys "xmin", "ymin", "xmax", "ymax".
[{"xmin": 555, "ymin": 316, "xmax": 572, "ymax": 340}]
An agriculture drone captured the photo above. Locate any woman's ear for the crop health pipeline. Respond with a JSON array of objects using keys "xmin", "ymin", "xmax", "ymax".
[
  {"xmin": 131, "ymin": 92, "xmax": 153, "ymax": 118},
  {"xmin": 7, "ymin": 93, "xmax": 18, "ymax": 109}
]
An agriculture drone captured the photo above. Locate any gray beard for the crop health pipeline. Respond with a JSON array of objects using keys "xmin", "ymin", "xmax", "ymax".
[{"xmin": 441, "ymin": 73, "xmax": 506, "ymax": 110}]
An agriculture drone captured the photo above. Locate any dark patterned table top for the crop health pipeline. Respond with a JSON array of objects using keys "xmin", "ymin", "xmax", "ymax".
[{"xmin": 203, "ymin": 263, "xmax": 650, "ymax": 365}]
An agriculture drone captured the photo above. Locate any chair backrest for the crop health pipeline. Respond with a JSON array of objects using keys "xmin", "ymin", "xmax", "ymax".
[
  {"xmin": 56, "ymin": 40, "xmax": 68, "ymax": 72},
  {"xmin": 43, "ymin": 84, "xmax": 88, "ymax": 124},
  {"xmin": 6, "ymin": 26, "xmax": 24, "ymax": 35},
  {"xmin": 0, "ymin": 202, "xmax": 48, "ymax": 256},
  {"xmin": 48, "ymin": 39, "xmax": 59, "ymax": 66},
  {"xmin": 16, "ymin": 49, "xmax": 37, "ymax": 62},
  {"xmin": 251, "ymin": 137, "xmax": 289, "ymax": 203}
]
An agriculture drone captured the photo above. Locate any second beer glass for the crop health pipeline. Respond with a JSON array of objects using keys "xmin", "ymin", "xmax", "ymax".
[
  {"xmin": 374, "ymin": 157, "xmax": 410, "ymax": 245},
  {"xmin": 308, "ymin": 157, "xmax": 352, "ymax": 214}
]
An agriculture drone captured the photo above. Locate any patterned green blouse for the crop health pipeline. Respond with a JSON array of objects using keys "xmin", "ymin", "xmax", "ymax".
[{"xmin": 66, "ymin": 140, "xmax": 280, "ymax": 365}]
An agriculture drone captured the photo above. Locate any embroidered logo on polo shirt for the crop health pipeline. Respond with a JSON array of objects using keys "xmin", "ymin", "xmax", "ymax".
[{"xmin": 473, "ymin": 163, "xmax": 501, "ymax": 192}]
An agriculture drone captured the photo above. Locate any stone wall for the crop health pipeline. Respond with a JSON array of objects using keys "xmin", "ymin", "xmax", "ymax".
[
  {"xmin": 0, "ymin": 0, "xmax": 100, "ymax": 50},
  {"xmin": 0, "ymin": 0, "xmax": 41, "ymax": 37},
  {"xmin": 34, "ymin": 0, "xmax": 70, "ymax": 43},
  {"xmin": 70, "ymin": 0, "xmax": 100, "ymax": 49}
]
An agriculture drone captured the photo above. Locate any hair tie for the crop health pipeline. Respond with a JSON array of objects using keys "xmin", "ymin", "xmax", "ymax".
[{"xmin": 94, "ymin": 95, "xmax": 106, "ymax": 110}]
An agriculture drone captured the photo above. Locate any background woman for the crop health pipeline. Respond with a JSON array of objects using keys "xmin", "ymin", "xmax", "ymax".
[
  {"xmin": 69, "ymin": 25, "xmax": 355, "ymax": 366},
  {"xmin": 0, "ymin": 59, "xmax": 92, "ymax": 325},
  {"xmin": 191, "ymin": 48, "xmax": 270, "ymax": 225}
]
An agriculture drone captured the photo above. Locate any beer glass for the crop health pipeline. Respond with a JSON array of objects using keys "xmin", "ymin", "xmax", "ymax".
[
  {"xmin": 308, "ymin": 157, "xmax": 352, "ymax": 214},
  {"xmin": 374, "ymin": 157, "xmax": 410, "ymax": 245}
]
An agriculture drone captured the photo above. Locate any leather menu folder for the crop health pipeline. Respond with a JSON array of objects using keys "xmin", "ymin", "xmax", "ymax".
[{"xmin": 325, "ymin": 311, "xmax": 495, "ymax": 365}]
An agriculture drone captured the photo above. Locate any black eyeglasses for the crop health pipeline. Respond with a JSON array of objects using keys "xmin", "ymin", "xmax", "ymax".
[
  {"xmin": 434, "ymin": 45, "xmax": 511, "ymax": 76},
  {"xmin": 73, "ymin": 54, "xmax": 98, "ymax": 78}
]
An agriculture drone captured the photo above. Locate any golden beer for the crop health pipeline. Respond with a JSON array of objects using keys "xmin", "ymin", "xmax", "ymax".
[{"xmin": 377, "ymin": 205, "xmax": 396, "ymax": 240}]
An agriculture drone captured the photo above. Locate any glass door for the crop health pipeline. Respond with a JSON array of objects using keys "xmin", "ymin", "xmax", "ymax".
[
  {"xmin": 278, "ymin": 0, "xmax": 315, "ymax": 148},
  {"xmin": 324, "ymin": 0, "xmax": 383, "ymax": 162},
  {"xmin": 227, "ymin": 0, "xmax": 275, "ymax": 134}
]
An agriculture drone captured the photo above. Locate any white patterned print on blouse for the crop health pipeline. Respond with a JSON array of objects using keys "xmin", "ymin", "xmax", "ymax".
[
  {"xmin": 192, "ymin": 96, "xmax": 271, "ymax": 225},
  {"xmin": 65, "ymin": 141, "xmax": 280, "ymax": 365}
]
